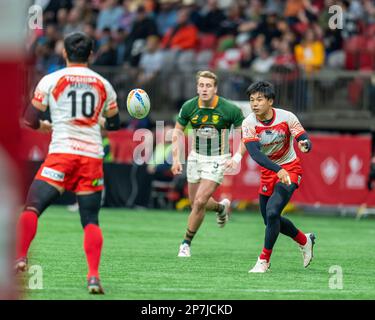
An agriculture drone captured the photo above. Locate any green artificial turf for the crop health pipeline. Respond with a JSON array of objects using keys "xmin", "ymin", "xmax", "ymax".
[{"xmin": 22, "ymin": 206, "xmax": 375, "ymax": 300}]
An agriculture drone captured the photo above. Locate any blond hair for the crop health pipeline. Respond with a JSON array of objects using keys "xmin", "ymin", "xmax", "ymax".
[{"xmin": 196, "ymin": 70, "xmax": 218, "ymax": 87}]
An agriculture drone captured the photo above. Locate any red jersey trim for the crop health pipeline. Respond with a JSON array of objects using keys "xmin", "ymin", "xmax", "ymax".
[
  {"xmin": 295, "ymin": 130, "xmax": 306, "ymax": 139},
  {"xmin": 257, "ymin": 108, "xmax": 276, "ymax": 126},
  {"xmin": 243, "ymin": 137, "xmax": 260, "ymax": 143},
  {"xmin": 107, "ymin": 102, "xmax": 118, "ymax": 111}
]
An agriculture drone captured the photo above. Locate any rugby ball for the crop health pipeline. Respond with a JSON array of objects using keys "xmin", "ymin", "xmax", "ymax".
[{"xmin": 126, "ymin": 88, "xmax": 150, "ymax": 119}]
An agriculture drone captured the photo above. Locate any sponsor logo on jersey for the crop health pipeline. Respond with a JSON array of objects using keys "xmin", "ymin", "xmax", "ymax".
[
  {"xmin": 212, "ymin": 114, "xmax": 220, "ymax": 124},
  {"xmin": 262, "ymin": 185, "xmax": 268, "ymax": 193},
  {"xmin": 191, "ymin": 115, "xmax": 199, "ymax": 124},
  {"xmin": 92, "ymin": 178, "xmax": 104, "ymax": 187},
  {"xmin": 41, "ymin": 167, "xmax": 65, "ymax": 182},
  {"xmin": 201, "ymin": 115, "xmax": 209, "ymax": 123},
  {"xmin": 66, "ymin": 76, "xmax": 97, "ymax": 83}
]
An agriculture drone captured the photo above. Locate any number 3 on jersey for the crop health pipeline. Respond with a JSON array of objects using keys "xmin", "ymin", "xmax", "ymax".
[{"xmin": 67, "ymin": 90, "xmax": 95, "ymax": 118}]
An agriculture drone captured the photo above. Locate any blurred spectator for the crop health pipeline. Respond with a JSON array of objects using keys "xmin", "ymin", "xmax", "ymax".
[
  {"xmin": 93, "ymin": 35, "xmax": 117, "ymax": 66},
  {"xmin": 35, "ymin": 39, "xmax": 60, "ymax": 74},
  {"xmin": 156, "ymin": 0, "xmax": 179, "ymax": 36},
  {"xmin": 253, "ymin": 10, "xmax": 282, "ymax": 47},
  {"xmin": 323, "ymin": 24, "xmax": 344, "ymax": 69},
  {"xmin": 338, "ymin": 0, "xmax": 361, "ymax": 39},
  {"xmin": 265, "ymin": 0, "xmax": 284, "ymax": 14},
  {"xmin": 138, "ymin": 35, "xmax": 164, "ymax": 86},
  {"xmin": 43, "ymin": 0, "xmax": 73, "ymax": 23},
  {"xmin": 274, "ymin": 40, "xmax": 295, "ymax": 65},
  {"xmin": 363, "ymin": 0, "xmax": 375, "ymax": 25},
  {"xmin": 294, "ymin": 28, "xmax": 325, "ymax": 73},
  {"xmin": 284, "ymin": 0, "xmax": 306, "ymax": 25},
  {"xmin": 62, "ymin": 7, "xmax": 84, "ymax": 36},
  {"xmin": 217, "ymin": 3, "xmax": 244, "ymax": 38},
  {"xmin": 197, "ymin": 0, "xmax": 226, "ymax": 33},
  {"xmin": 284, "ymin": 0, "xmax": 319, "ymax": 28},
  {"xmin": 124, "ymin": 5, "xmax": 158, "ymax": 67},
  {"xmin": 251, "ymin": 46, "xmax": 275, "ymax": 74},
  {"xmin": 119, "ymin": 0, "xmax": 136, "ymax": 34},
  {"xmin": 243, "ymin": 0, "xmax": 264, "ymax": 24},
  {"xmin": 26, "ymin": 0, "xmax": 375, "ymax": 82},
  {"xmin": 83, "ymin": 22, "xmax": 99, "ymax": 51},
  {"xmin": 239, "ymin": 42, "xmax": 255, "ymax": 69},
  {"xmin": 182, "ymin": 0, "xmax": 201, "ymax": 28},
  {"xmin": 96, "ymin": 0, "xmax": 124, "ymax": 32},
  {"xmin": 272, "ymin": 39, "xmax": 298, "ymax": 80},
  {"xmin": 114, "ymin": 28, "xmax": 128, "ymax": 65},
  {"xmin": 161, "ymin": 8, "xmax": 198, "ymax": 50},
  {"xmin": 56, "ymin": 8, "xmax": 69, "ymax": 34}
]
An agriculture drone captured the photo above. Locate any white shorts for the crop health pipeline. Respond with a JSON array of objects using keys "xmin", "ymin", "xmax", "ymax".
[{"xmin": 186, "ymin": 151, "xmax": 231, "ymax": 184}]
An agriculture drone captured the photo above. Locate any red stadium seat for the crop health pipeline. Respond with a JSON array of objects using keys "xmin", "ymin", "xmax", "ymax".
[
  {"xmin": 197, "ymin": 33, "xmax": 218, "ymax": 51},
  {"xmin": 359, "ymin": 38, "xmax": 375, "ymax": 70},
  {"xmin": 365, "ymin": 24, "xmax": 375, "ymax": 37},
  {"xmin": 344, "ymin": 35, "xmax": 367, "ymax": 70}
]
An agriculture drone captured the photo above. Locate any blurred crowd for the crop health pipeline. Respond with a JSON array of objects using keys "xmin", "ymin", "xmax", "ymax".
[{"xmin": 28, "ymin": 0, "xmax": 375, "ymax": 78}]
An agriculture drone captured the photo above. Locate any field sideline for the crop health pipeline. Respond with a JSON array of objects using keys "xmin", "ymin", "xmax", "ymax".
[{"xmin": 21, "ymin": 206, "xmax": 375, "ymax": 300}]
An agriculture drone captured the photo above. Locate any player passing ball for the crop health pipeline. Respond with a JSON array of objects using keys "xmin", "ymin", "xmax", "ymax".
[
  {"xmin": 16, "ymin": 32, "xmax": 120, "ymax": 293},
  {"xmin": 242, "ymin": 81, "xmax": 315, "ymax": 273}
]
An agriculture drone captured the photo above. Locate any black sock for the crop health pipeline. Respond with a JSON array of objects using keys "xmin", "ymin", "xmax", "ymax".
[
  {"xmin": 183, "ymin": 228, "xmax": 196, "ymax": 245},
  {"xmin": 217, "ymin": 204, "xmax": 225, "ymax": 215}
]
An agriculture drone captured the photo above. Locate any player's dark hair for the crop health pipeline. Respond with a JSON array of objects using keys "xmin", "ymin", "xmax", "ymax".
[
  {"xmin": 246, "ymin": 81, "xmax": 275, "ymax": 100},
  {"xmin": 64, "ymin": 32, "xmax": 93, "ymax": 63}
]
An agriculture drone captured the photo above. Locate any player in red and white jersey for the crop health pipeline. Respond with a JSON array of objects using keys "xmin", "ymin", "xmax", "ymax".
[
  {"xmin": 32, "ymin": 67, "xmax": 118, "ymax": 158},
  {"xmin": 15, "ymin": 32, "xmax": 121, "ymax": 294},
  {"xmin": 242, "ymin": 81, "xmax": 316, "ymax": 273}
]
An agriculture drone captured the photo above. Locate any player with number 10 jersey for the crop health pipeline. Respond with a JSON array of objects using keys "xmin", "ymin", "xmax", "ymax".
[{"xmin": 16, "ymin": 32, "xmax": 120, "ymax": 294}]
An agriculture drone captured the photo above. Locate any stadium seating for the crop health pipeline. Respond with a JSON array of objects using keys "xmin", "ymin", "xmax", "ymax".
[
  {"xmin": 359, "ymin": 37, "xmax": 375, "ymax": 70},
  {"xmin": 344, "ymin": 35, "xmax": 367, "ymax": 70},
  {"xmin": 196, "ymin": 33, "xmax": 218, "ymax": 52}
]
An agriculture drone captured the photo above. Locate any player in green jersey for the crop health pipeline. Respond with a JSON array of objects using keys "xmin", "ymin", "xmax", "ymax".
[{"xmin": 172, "ymin": 70, "xmax": 246, "ymax": 257}]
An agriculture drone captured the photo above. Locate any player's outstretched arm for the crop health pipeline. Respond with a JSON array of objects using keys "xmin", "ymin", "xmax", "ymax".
[
  {"xmin": 296, "ymin": 133, "xmax": 312, "ymax": 153},
  {"xmin": 171, "ymin": 122, "xmax": 185, "ymax": 175},
  {"xmin": 225, "ymin": 139, "xmax": 246, "ymax": 172}
]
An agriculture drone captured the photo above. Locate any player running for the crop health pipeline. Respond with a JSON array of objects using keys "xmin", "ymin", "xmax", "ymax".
[
  {"xmin": 242, "ymin": 81, "xmax": 315, "ymax": 273},
  {"xmin": 172, "ymin": 70, "xmax": 246, "ymax": 257},
  {"xmin": 15, "ymin": 32, "xmax": 120, "ymax": 293}
]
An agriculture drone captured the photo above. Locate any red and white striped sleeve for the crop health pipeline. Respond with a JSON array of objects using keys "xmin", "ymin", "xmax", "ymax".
[
  {"xmin": 242, "ymin": 116, "xmax": 260, "ymax": 143},
  {"xmin": 32, "ymin": 75, "xmax": 50, "ymax": 106},
  {"xmin": 104, "ymin": 80, "xmax": 118, "ymax": 112},
  {"xmin": 288, "ymin": 111, "xmax": 305, "ymax": 139}
]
